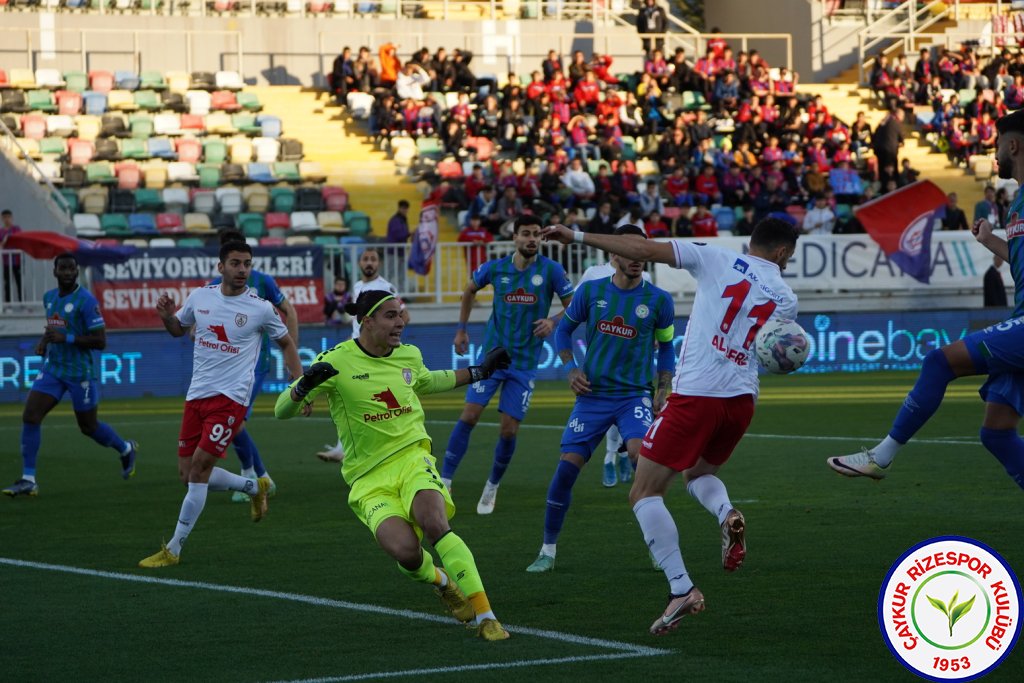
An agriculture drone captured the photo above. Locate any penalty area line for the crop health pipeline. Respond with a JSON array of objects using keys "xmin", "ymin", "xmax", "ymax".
[{"xmin": 0, "ymin": 558, "xmax": 670, "ymax": 672}]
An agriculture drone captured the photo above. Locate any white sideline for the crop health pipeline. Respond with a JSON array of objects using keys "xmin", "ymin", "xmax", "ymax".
[{"xmin": 0, "ymin": 557, "xmax": 670, "ymax": 682}]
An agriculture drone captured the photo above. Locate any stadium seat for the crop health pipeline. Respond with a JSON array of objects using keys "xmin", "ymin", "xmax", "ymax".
[
  {"xmin": 237, "ymin": 213, "xmax": 266, "ymax": 238},
  {"xmin": 153, "ymin": 113, "xmax": 181, "ymax": 136},
  {"xmin": 68, "ymin": 139, "xmax": 95, "ymax": 166},
  {"xmin": 20, "ymin": 114, "xmax": 46, "ymax": 140},
  {"xmin": 73, "ymin": 213, "xmax": 104, "ymax": 237},
  {"xmin": 100, "ymin": 113, "xmax": 128, "ymax": 137},
  {"xmin": 314, "ymin": 235, "xmax": 339, "ymax": 246},
  {"xmin": 140, "ymin": 71, "xmax": 167, "ymax": 91},
  {"xmin": 86, "ymin": 161, "xmax": 116, "ymax": 184},
  {"xmin": 211, "ymin": 91, "xmax": 241, "ymax": 112},
  {"xmin": 120, "ymin": 138, "xmax": 147, "ymax": 160},
  {"xmin": 270, "ymin": 186, "xmax": 295, "ymax": 212},
  {"xmin": 101, "ymin": 213, "xmax": 132, "ymax": 237},
  {"xmin": 161, "ymin": 91, "xmax": 188, "ymax": 114},
  {"xmin": 186, "ymin": 90, "xmax": 212, "ymax": 116},
  {"xmin": 252, "ymin": 137, "xmax": 280, "ymax": 163},
  {"xmin": 76, "ymin": 115, "xmax": 102, "ymax": 141},
  {"xmin": 0, "ymin": 70, "xmax": 6, "ymax": 89},
  {"xmin": 247, "ymin": 163, "xmax": 274, "ymax": 183},
  {"xmin": 273, "ymin": 161, "xmax": 300, "ymax": 183},
  {"xmin": 166, "ymin": 71, "xmax": 191, "ymax": 94},
  {"xmin": 229, "ymin": 137, "xmax": 254, "ymax": 164},
  {"xmin": 134, "ymin": 90, "xmax": 162, "ymax": 112},
  {"xmin": 257, "ymin": 115, "xmax": 281, "ymax": 138},
  {"xmin": 317, "ymin": 211, "xmax": 346, "ymax": 233},
  {"xmin": 109, "ymin": 188, "xmax": 137, "ymax": 213},
  {"xmin": 39, "ymin": 137, "xmax": 68, "ymax": 157},
  {"xmin": 343, "ymin": 210, "xmax": 371, "ymax": 236},
  {"xmin": 27, "ymin": 90, "xmax": 58, "ymax": 113},
  {"xmin": 260, "ymin": 236, "xmax": 287, "ymax": 247},
  {"xmin": 122, "ymin": 238, "xmax": 150, "ymax": 249},
  {"xmin": 63, "ymin": 165, "xmax": 86, "ymax": 189},
  {"xmin": 92, "ymin": 137, "xmax": 120, "ymax": 161},
  {"xmin": 63, "ymin": 71, "xmax": 89, "ymax": 94},
  {"xmin": 162, "ymin": 187, "xmax": 190, "ymax": 213},
  {"xmin": 135, "ymin": 188, "xmax": 163, "ymax": 211},
  {"xmin": 243, "ymin": 185, "xmax": 270, "ymax": 212},
  {"xmin": 15, "ymin": 138, "xmax": 40, "ymax": 160},
  {"xmin": 285, "ymin": 235, "xmax": 312, "ymax": 246},
  {"xmin": 221, "ymin": 162, "xmax": 245, "ymax": 183},
  {"xmin": 143, "ymin": 164, "xmax": 168, "ymax": 189},
  {"xmin": 156, "ymin": 212, "xmax": 185, "ymax": 234},
  {"xmin": 58, "ymin": 189, "xmax": 80, "ymax": 214},
  {"xmin": 184, "ymin": 212, "xmax": 215, "ymax": 234},
  {"xmin": 294, "ymin": 186, "xmax": 324, "ymax": 212},
  {"xmin": 149, "ymin": 237, "xmax": 177, "ymax": 248},
  {"xmin": 346, "ymin": 92, "xmax": 373, "ymax": 119},
  {"xmin": 168, "ymin": 161, "xmax": 199, "ymax": 183},
  {"xmin": 713, "ymin": 207, "xmax": 736, "ymax": 232},
  {"xmin": 175, "ymin": 137, "xmax": 201, "ymax": 164},
  {"xmin": 89, "ymin": 71, "xmax": 115, "ymax": 93},
  {"xmin": 265, "ymin": 212, "xmax": 290, "ymax": 230},
  {"xmin": 190, "ymin": 71, "xmax": 217, "ymax": 91},
  {"xmin": 236, "ymin": 92, "xmax": 262, "ymax": 112},
  {"xmin": 216, "ymin": 187, "xmax": 243, "ymax": 214},
  {"xmin": 130, "ymin": 114, "xmax": 154, "ymax": 139},
  {"xmin": 202, "ymin": 138, "xmax": 228, "ymax": 164},
  {"xmin": 215, "ymin": 71, "xmax": 245, "ymax": 91},
  {"xmin": 83, "ymin": 92, "xmax": 107, "ymax": 116},
  {"xmin": 108, "ymin": 90, "xmax": 137, "ymax": 112},
  {"xmin": 279, "ymin": 138, "xmax": 303, "ymax": 161},
  {"xmin": 289, "ymin": 211, "xmax": 318, "ymax": 232},
  {"xmin": 191, "ymin": 190, "xmax": 217, "ymax": 215},
  {"xmin": 198, "ymin": 163, "xmax": 222, "ymax": 189},
  {"xmin": 9, "ymin": 69, "xmax": 36, "ymax": 89},
  {"xmin": 211, "ymin": 212, "xmax": 236, "ymax": 230},
  {"xmin": 322, "ymin": 186, "xmax": 348, "ymax": 212},
  {"xmin": 206, "ymin": 111, "xmax": 236, "ymax": 135},
  {"xmin": 299, "ymin": 161, "xmax": 325, "ymax": 182},
  {"xmin": 437, "ymin": 160, "xmax": 463, "ymax": 179},
  {"xmin": 147, "ymin": 137, "xmax": 175, "ymax": 159},
  {"xmin": 114, "ymin": 71, "xmax": 141, "ymax": 91},
  {"xmin": 56, "ymin": 91, "xmax": 83, "ymax": 116},
  {"xmin": 46, "ymin": 115, "xmax": 76, "ymax": 137},
  {"xmin": 178, "ymin": 237, "xmax": 207, "ymax": 248}
]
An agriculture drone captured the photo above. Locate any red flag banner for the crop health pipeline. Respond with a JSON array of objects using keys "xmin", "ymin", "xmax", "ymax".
[{"xmin": 854, "ymin": 180, "xmax": 948, "ymax": 283}]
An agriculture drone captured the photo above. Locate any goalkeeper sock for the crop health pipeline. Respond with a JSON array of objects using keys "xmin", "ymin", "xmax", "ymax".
[
  {"xmin": 441, "ymin": 420, "xmax": 474, "ymax": 479},
  {"xmin": 487, "ymin": 435, "xmax": 516, "ymax": 485},
  {"xmin": 543, "ymin": 459, "xmax": 580, "ymax": 545},
  {"xmin": 168, "ymin": 483, "xmax": 208, "ymax": 557},
  {"xmin": 435, "ymin": 531, "xmax": 487, "ymax": 599},
  {"xmin": 396, "ymin": 549, "xmax": 438, "ymax": 584}
]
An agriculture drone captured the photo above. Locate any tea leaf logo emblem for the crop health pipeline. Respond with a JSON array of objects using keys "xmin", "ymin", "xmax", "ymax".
[{"xmin": 926, "ymin": 591, "xmax": 977, "ymax": 637}]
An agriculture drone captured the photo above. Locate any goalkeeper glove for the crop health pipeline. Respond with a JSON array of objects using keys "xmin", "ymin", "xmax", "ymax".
[
  {"xmin": 294, "ymin": 362, "xmax": 339, "ymax": 400},
  {"xmin": 468, "ymin": 346, "xmax": 511, "ymax": 383}
]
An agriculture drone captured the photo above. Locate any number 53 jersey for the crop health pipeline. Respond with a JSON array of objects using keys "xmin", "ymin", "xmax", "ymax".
[{"xmin": 669, "ymin": 241, "xmax": 798, "ymax": 399}]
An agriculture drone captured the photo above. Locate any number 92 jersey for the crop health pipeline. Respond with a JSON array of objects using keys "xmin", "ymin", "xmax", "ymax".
[{"xmin": 670, "ymin": 241, "xmax": 798, "ymax": 398}]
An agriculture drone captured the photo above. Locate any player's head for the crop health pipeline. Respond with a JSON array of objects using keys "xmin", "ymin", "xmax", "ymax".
[
  {"xmin": 749, "ymin": 217, "xmax": 799, "ymax": 270},
  {"xmin": 1, "ymin": 209, "xmax": 12, "ymax": 226},
  {"xmin": 995, "ymin": 108, "xmax": 1024, "ymax": 180},
  {"xmin": 610, "ymin": 224, "xmax": 648, "ymax": 278},
  {"xmin": 52, "ymin": 252, "xmax": 79, "ymax": 287},
  {"xmin": 512, "ymin": 215, "xmax": 542, "ymax": 258},
  {"xmin": 344, "ymin": 290, "xmax": 404, "ymax": 349},
  {"xmin": 359, "ymin": 248, "xmax": 380, "ymax": 280},
  {"xmin": 217, "ymin": 241, "xmax": 253, "ymax": 292},
  {"xmin": 218, "ymin": 229, "xmax": 245, "ymax": 246}
]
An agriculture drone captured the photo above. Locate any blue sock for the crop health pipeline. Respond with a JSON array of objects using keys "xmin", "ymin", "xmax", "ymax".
[
  {"xmin": 21, "ymin": 423, "xmax": 41, "ymax": 477},
  {"xmin": 233, "ymin": 429, "xmax": 266, "ymax": 476},
  {"xmin": 441, "ymin": 420, "xmax": 474, "ymax": 479},
  {"xmin": 543, "ymin": 460, "xmax": 581, "ymax": 545},
  {"xmin": 90, "ymin": 422, "xmax": 127, "ymax": 455},
  {"xmin": 979, "ymin": 427, "xmax": 1024, "ymax": 490},
  {"xmin": 488, "ymin": 435, "xmax": 517, "ymax": 485},
  {"xmin": 889, "ymin": 349, "xmax": 960, "ymax": 443}
]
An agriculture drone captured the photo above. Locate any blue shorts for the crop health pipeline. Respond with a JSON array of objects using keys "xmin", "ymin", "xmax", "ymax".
[
  {"xmin": 32, "ymin": 371, "xmax": 99, "ymax": 413},
  {"xmin": 560, "ymin": 394, "xmax": 654, "ymax": 460},
  {"xmin": 245, "ymin": 370, "xmax": 268, "ymax": 420},
  {"xmin": 964, "ymin": 317, "xmax": 1024, "ymax": 415},
  {"xmin": 464, "ymin": 368, "xmax": 536, "ymax": 422}
]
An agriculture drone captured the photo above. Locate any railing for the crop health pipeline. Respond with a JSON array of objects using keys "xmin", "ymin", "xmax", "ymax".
[
  {"xmin": 857, "ymin": 0, "xmax": 951, "ymax": 83},
  {"xmin": 0, "ymin": 249, "xmax": 47, "ymax": 316},
  {"xmin": 0, "ymin": 117, "xmax": 72, "ymax": 217}
]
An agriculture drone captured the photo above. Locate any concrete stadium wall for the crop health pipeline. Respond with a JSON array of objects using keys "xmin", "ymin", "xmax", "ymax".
[
  {"xmin": 0, "ymin": 13, "xmax": 649, "ymax": 86},
  {"xmin": 705, "ymin": 0, "xmax": 818, "ymax": 80}
]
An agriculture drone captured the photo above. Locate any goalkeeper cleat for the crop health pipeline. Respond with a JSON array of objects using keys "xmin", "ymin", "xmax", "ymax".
[
  {"xmin": 476, "ymin": 618, "xmax": 510, "ymax": 641},
  {"xmin": 602, "ymin": 461, "xmax": 616, "ymax": 487},
  {"xmin": 232, "ymin": 477, "xmax": 257, "ymax": 503},
  {"xmin": 476, "ymin": 482, "xmax": 498, "ymax": 515},
  {"xmin": 138, "ymin": 544, "xmax": 180, "ymax": 568},
  {"xmin": 2, "ymin": 478, "xmax": 38, "ymax": 497},
  {"xmin": 617, "ymin": 454, "xmax": 633, "ymax": 484},
  {"xmin": 435, "ymin": 575, "xmax": 475, "ymax": 623},
  {"xmin": 250, "ymin": 476, "xmax": 271, "ymax": 522},
  {"xmin": 526, "ymin": 553, "xmax": 556, "ymax": 573},
  {"xmin": 120, "ymin": 441, "xmax": 138, "ymax": 480},
  {"xmin": 650, "ymin": 587, "xmax": 705, "ymax": 636},
  {"xmin": 721, "ymin": 508, "xmax": 746, "ymax": 572},
  {"xmin": 828, "ymin": 449, "xmax": 889, "ymax": 480}
]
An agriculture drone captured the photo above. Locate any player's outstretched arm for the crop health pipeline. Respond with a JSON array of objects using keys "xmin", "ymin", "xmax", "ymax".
[
  {"xmin": 457, "ymin": 346, "xmax": 511, "ymax": 388},
  {"xmin": 541, "ymin": 224, "xmax": 677, "ymax": 264},
  {"xmin": 275, "ymin": 362, "xmax": 338, "ymax": 419},
  {"xmin": 972, "ymin": 218, "xmax": 1009, "ymax": 261}
]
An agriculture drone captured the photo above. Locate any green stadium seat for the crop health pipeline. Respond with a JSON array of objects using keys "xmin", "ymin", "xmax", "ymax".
[
  {"xmin": 272, "ymin": 162, "xmax": 300, "ymax": 183},
  {"xmin": 177, "ymin": 237, "xmax": 206, "ymax": 248},
  {"xmin": 236, "ymin": 92, "xmax": 262, "ymax": 112},
  {"xmin": 129, "ymin": 115, "xmax": 154, "ymax": 139},
  {"xmin": 27, "ymin": 90, "xmax": 57, "ymax": 113},
  {"xmin": 121, "ymin": 138, "xmax": 148, "ymax": 159},
  {"xmin": 270, "ymin": 186, "xmax": 295, "ymax": 212},
  {"xmin": 314, "ymin": 235, "xmax": 339, "ymax": 246},
  {"xmin": 59, "ymin": 189, "xmax": 80, "ymax": 214},
  {"xmin": 237, "ymin": 212, "xmax": 266, "ymax": 238},
  {"xmin": 101, "ymin": 213, "xmax": 132, "ymax": 237},
  {"xmin": 140, "ymin": 70, "xmax": 167, "ymax": 90},
  {"xmin": 343, "ymin": 210, "xmax": 371, "ymax": 236},
  {"xmin": 64, "ymin": 71, "xmax": 89, "ymax": 93},
  {"xmin": 198, "ymin": 163, "xmax": 221, "ymax": 189},
  {"xmin": 39, "ymin": 137, "xmax": 67, "ymax": 156},
  {"xmin": 134, "ymin": 90, "xmax": 161, "ymax": 111},
  {"xmin": 203, "ymin": 139, "xmax": 228, "ymax": 164},
  {"xmin": 135, "ymin": 188, "xmax": 163, "ymax": 211},
  {"xmin": 232, "ymin": 114, "xmax": 261, "ymax": 135},
  {"xmin": 86, "ymin": 162, "xmax": 116, "ymax": 184}
]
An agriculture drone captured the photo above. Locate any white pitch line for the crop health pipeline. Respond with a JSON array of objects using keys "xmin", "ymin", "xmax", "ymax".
[
  {"xmin": 0, "ymin": 558, "xmax": 670, "ymax": 662},
  {"xmin": 272, "ymin": 651, "xmax": 663, "ymax": 683}
]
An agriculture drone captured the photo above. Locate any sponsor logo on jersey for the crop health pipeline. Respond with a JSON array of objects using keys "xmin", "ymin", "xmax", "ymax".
[
  {"xmin": 198, "ymin": 309, "xmax": 210, "ymax": 314},
  {"xmin": 46, "ymin": 314, "xmax": 67, "ymax": 329},
  {"xmin": 198, "ymin": 324, "xmax": 241, "ymax": 354},
  {"xmin": 234, "ymin": 313, "xmax": 248, "ymax": 327},
  {"xmin": 504, "ymin": 287, "xmax": 538, "ymax": 305},
  {"xmin": 596, "ymin": 299, "xmax": 608, "ymax": 309},
  {"xmin": 500, "ymin": 276, "xmax": 511, "ymax": 284},
  {"xmin": 1006, "ymin": 213, "xmax": 1024, "ymax": 240},
  {"xmin": 568, "ymin": 417, "xmax": 585, "ymax": 433},
  {"xmin": 732, "ymin": 259, "xmax": 749, "ymax": 274},
  {"xmin": 351, "ymin": 373, "xmax": 370, "ymax": 380},
  {"xmin": 364, "ymin": 387, "xmax": 413, "ymax": 422},
  {"xmin": 711, "ymin": 334, "xmax": 749, "ymax": 366},
  {"xmin": 598, "ymin": 315, "xmax": 638, "ymax": 339}
]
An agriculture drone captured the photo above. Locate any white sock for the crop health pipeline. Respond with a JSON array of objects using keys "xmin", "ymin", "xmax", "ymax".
[
  {"xmin": 605, "ymin": 426, "xmax": 622, "ymax": 464},
  {"xmin": 437, "ymin": 568, "xmax": 449, "ymax": 587},
  {"xmin": 167, "ymin": 483, "xmax": 209, "ymax": 557},
  {"xmin": 604, "ymin": 450, "xmax": 616, "ymax": 465},
  {"xmin": 240, "ymin": 466, "xmax": 256, "ymax": 479},
  {"xmin": 541, "ymin": 543, "xmax": 557, "ymax": 558},
  {"xmin": 23, "ymin": 473, "xmax": 37, "ymax": 483},
  {"xmin": 872, "ymin": 435, "xmax": 901, "ymax": 467},
  {"xmin": 208, "ymin": 467, "xmax": 258, "ymax": 494},
  {"xmin": 441, "ymin": 477, "xmax": 452, "ymax": 490},
  {"xmin": 633, "ymin": 496, "xmax": 693, "ymax": 596},
  {"xmin": 474, "ymin": 610, "xmax": 497, "ymax": 625},
  {"xmin": 483, "ymin": 480, "xmax": 499, "ymax": 492},
  {"xmin": 686, "ymin": 475, "xmax": 733, "ymax": 526}
]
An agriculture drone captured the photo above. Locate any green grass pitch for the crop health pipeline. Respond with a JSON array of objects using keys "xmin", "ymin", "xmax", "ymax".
[{"xmin": 1, "ymin": 371, "xmax": 1021, "ymax": 682}]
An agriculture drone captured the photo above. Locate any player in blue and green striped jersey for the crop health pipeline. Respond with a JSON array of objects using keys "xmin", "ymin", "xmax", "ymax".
[
  {"xmin": 210, "ymin": 230, "xmax": 298, "ymax": 502},
  {"xmin": 441, "ymin": 215, "xmax": 574, "ymax": 515},
  {"xmin": 2, "ymin": 253, "xmax": 137, "ymax": 497},
  {"xmin": 526, "ymin": 225, "xmax": 676, "ymax": 573}
]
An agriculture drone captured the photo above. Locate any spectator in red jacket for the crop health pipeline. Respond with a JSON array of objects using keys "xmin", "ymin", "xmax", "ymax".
[
  {"xmin": 458, "ymin": 215, "xmax": 494, "ymax": 273},
  {"xmin": 591, "ymin": 54, "xmax": 619, "ymax": 85},
  {"xmin": 644, "ymin": 210, "xmax": 671, "ymax": 238},
  {"xmin": 693, "ymin": 164, "xmax": 722, "ymax": 204},
  {"xmin": 690, "ymin": 202, "xmax": 719, "ymax": 237},
  {"xmin": 664, "ymin": 167, "xmax": 693, "ymax": 206},
  {"xmin": 573, "ymin": 71, "xmax": 601, "ymax": 112}
]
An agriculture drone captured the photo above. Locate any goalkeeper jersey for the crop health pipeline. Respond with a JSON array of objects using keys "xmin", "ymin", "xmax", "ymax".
[{"xmin": 290, "ymin": 340, "xmax": 457, "ymax": 485}]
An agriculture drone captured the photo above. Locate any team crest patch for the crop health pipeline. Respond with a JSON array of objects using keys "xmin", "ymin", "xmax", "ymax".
[
  {"xmin": 402, "ymin": 368, "xmax": 413, "ymax": 384},
  {"xmin": 642, "ymin": 397, "xmax": 652, "ymax": 408},
  {"xmin": 65, "ymin": 303, "xmax": 74, "ymax": 313},
  {"xmin": 635, "ymin": 304, "xmax": 650, "ymax": 319},
  {"xmin": 227, "ymin": 416, "xmax": 236, "ymax": 426},
  {"xmin": 531, "ymin": 274, "xmax": 544, "ymax": 286},
  {"xmin": 234, "ymin": 313, "xmax": 248, "ymax": 327}
]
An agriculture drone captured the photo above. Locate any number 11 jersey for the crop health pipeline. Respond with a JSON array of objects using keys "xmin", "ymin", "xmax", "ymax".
[{"xmin": 670, "ymin": 241, "xmax": 798, "ymax": 399}]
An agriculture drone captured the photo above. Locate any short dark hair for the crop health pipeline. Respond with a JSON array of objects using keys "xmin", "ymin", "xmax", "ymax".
[
  {"xmin": 1, "ymin": 209, "xmax": 11, "ymax": 217},
  {"xmin": 219, "ymin": 241, "xmax": 252, "ymax": 263},
  {"xmin": 996, "ymin": 108, "xmax": 1024, "ymax": 136},
  {"xmin": 513, "ymin": 214, "xmax": 542, "ymax": 233},
  {"xmin": 613, "ymin": 224, "xmax": 647, "ymax": 238},
  {"xmin": 343, "ymin": 289, "xmax": 395, "ymax": 323},
  {"xmin": 218, "ymin": 229, "xmax": 245, "ymax": 245},
  {"xmin": 54, "ymin": 251, "xmax": 77, "ymax": 266},
  {"xmin": 750, "ymin": 217, "xmax": 799, "ymax": 252},
  {"xmin": 398, "ymin": 200, "xmax": 410, "ymax": 209}
]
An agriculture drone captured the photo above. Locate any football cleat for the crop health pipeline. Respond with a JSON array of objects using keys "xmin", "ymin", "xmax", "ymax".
[
  {"xmin": 617, "ymin": 454, "xmax": 633, "ymax": 484},
  {"xmin": 476, "ymin": 618, "xmax": 510, "ymax": 641},
  {"xmin": 525, "ymin": 553, "xmax": 556, "ymax": 573},
  {"xmin": 1, "ymin": 478, "xmax": 38, "ymax": 497},
  {"xmin": 138, "ymin": 544, "xmax": 180, "ymax": 568},
  {"xmin": 435, "ymin": 574, "xmax": 475, "ymax": 623},
  {"xmin": 476, "ymin": 483, "xmax": 498, "ymax": 515},
  {"xmin": 602, "ymin": 461, "xmax": 616, "ymax": 487},
  {"xmin": 649, "ymin": 587, "xmax": 706, "ymax": 635},
  {"xmin": 316, "ymin": 442, "xmax": 345, "ymax": 463},
  {"xmin": 250, "ymin": 476, "xmax": 271, "ymax": 522},
  {"xmin": 721, "ymin": 508, "xmax": 746, "ymax": 572},
  {"xmin": 120, "ymin": 441, "xmax": 138, "ymax": 480},
  {"xmin": 828, "ymin": 449, "xmax": 888, "ymax": 480}
]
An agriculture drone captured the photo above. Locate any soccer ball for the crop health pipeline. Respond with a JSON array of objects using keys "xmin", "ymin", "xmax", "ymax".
[{"xmin": 755, "ymin": 319, "xmax": 810, "ymax": 375}]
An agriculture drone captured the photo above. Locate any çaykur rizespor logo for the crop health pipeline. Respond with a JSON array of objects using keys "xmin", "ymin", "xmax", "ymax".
[{"xmin": 878, "ymin": 536, "xmax": 1021, "ymax": 681}]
